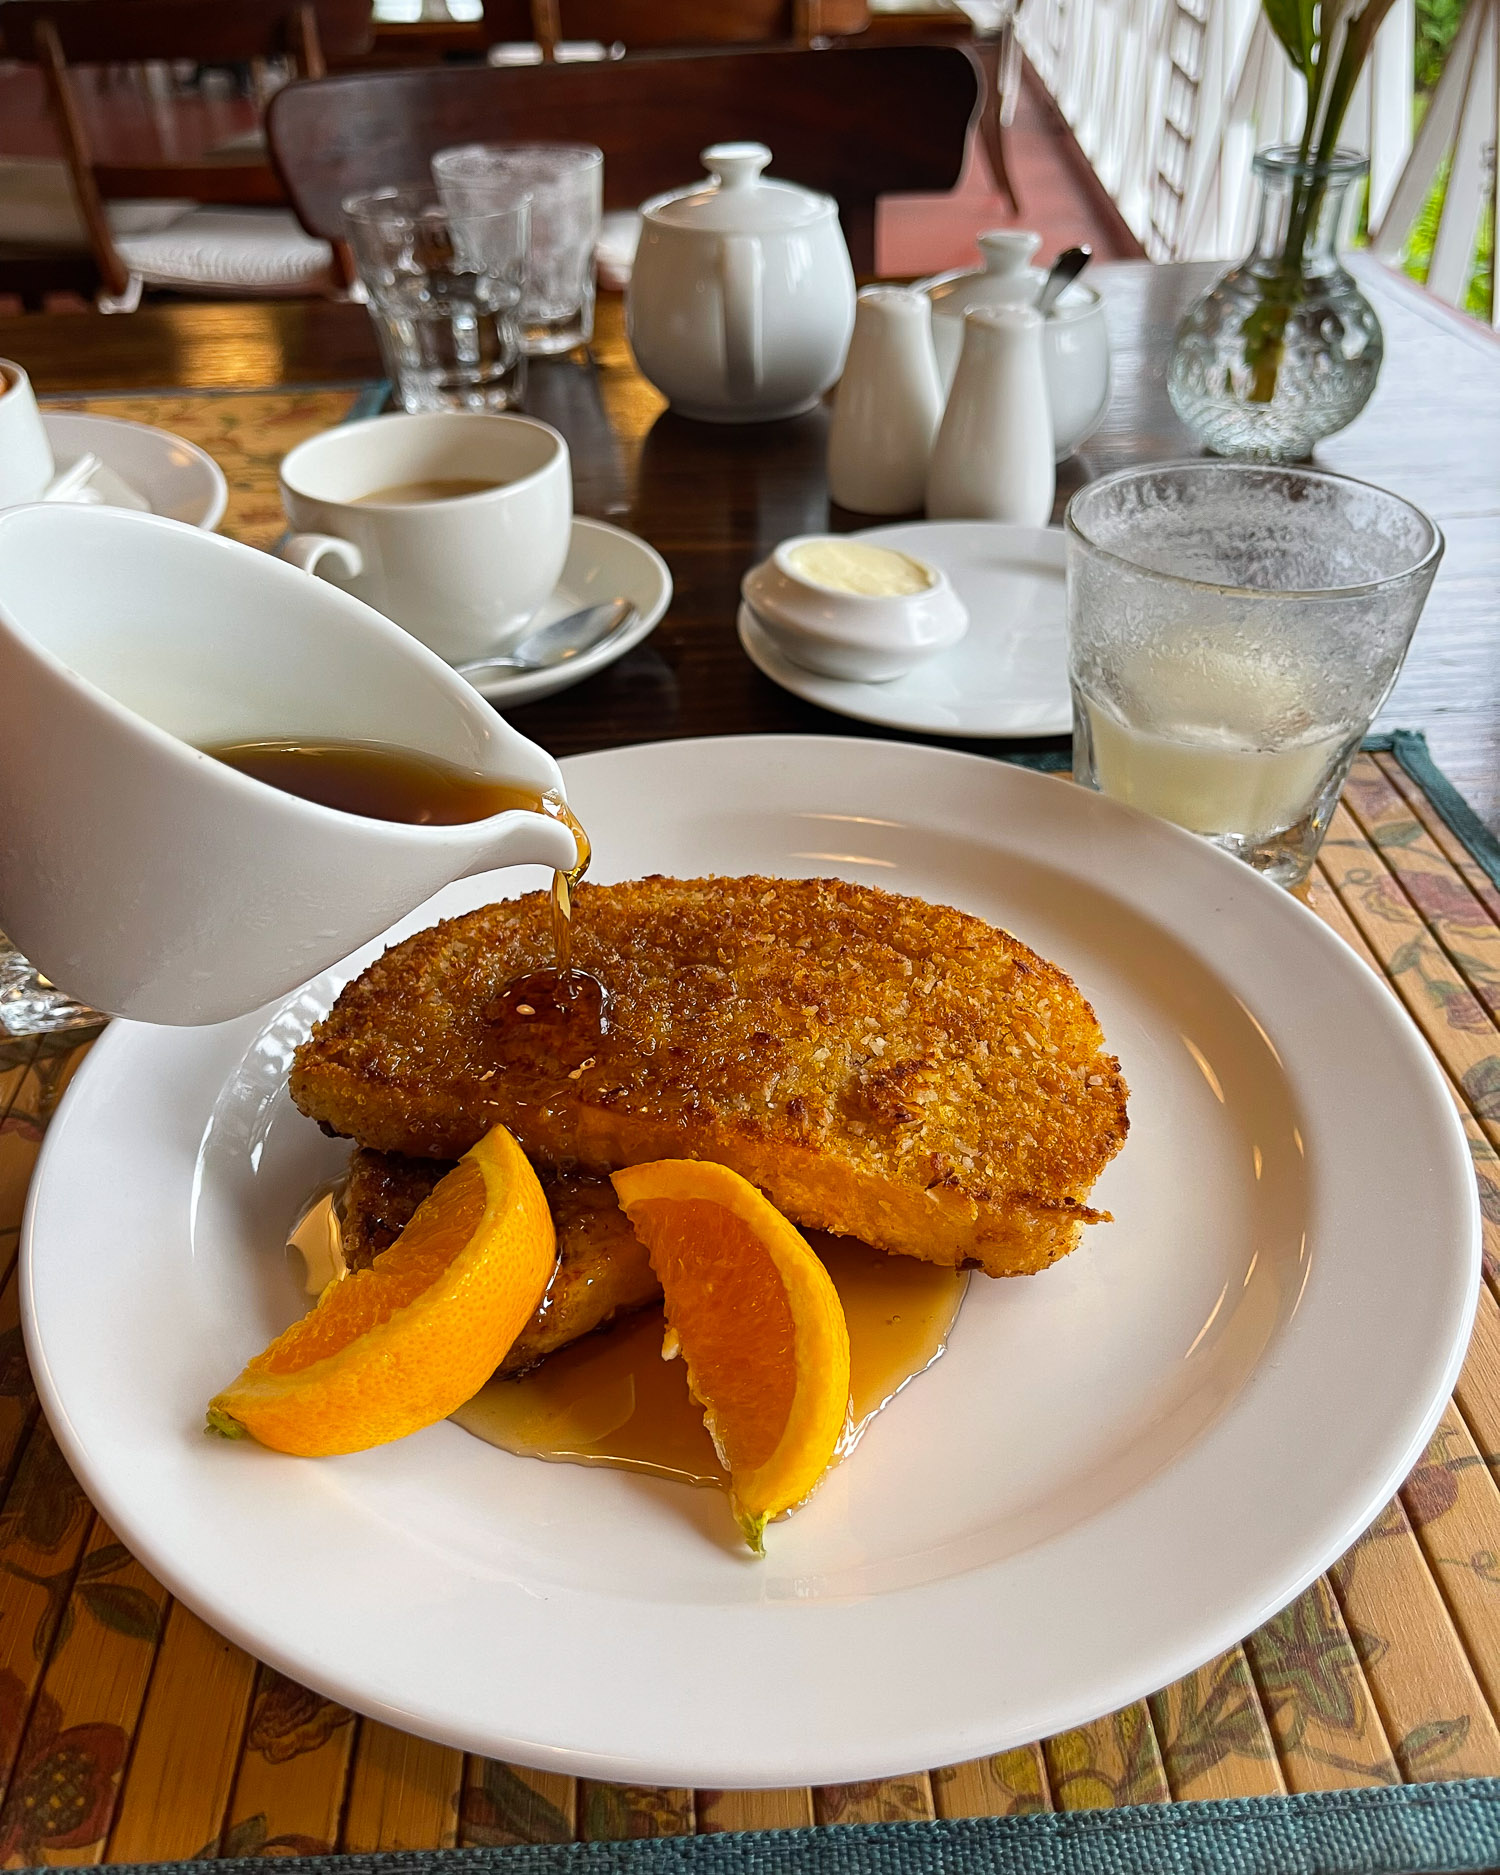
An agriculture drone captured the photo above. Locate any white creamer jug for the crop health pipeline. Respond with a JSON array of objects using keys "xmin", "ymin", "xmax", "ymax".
[
  {"xmin": 626, "ymin": 142, "xmax": 855, "ymax": 423},
  {"xmin": 0, "ymin": 504, "xmax": 579, "ymax": 1025}
]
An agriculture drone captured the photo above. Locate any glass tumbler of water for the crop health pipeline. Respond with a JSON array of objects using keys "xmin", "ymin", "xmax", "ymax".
[
  {"xmin": 1066, "ymin": 462, "xmax": 1443, "ymax": 887},
  {"xmin": 343, "ymin": 187, "xmax": 530, "ymax": 412},
  {"xmin": 432, "ymin": 143, "xmax": 603, "ymax": 354}
]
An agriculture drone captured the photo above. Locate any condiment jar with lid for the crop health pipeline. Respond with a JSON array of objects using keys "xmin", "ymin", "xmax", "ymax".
[
  {"xmin": 924, "ymin": 230, "xmax": 1111, "ymax": 460},
  {"xmin": 626, "ymin": 142, "xmax": 856, "ymax": 423}
]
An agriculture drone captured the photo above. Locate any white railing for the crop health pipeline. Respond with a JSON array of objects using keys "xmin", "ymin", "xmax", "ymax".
[
  {"xmin": 1016, "ymin": 0, "xmax": 1416, "ymax": 261},
  {"xmin": 1370, "ymin": 0, "xmax": 1498, "ymax": 323}
]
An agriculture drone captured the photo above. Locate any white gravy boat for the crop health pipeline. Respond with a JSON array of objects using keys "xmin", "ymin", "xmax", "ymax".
[{"xmin": 0, "ymin": 503, "xmax": 578, "ymax": 1025}]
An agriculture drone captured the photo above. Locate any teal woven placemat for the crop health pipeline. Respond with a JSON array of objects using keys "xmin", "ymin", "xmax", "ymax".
[{"xmin": 47, "ymin": 1780, "xmax": 1500, "ymax": 1874}]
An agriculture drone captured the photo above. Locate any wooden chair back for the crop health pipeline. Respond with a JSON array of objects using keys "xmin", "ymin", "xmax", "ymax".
[
  {"xmin": 1, "ymin": 0, "xmax": 374, "ymax": 299},
  {"xmin": 481, "ymin": 0, "xmax": 869, "ymax": 56},
  {"xmin": 0, "ymin": 0, "xmax": 374, "ymax": 69},
  {"xmin": 267, "ymin": 42, "xmax": 979, "ymax": 272}
]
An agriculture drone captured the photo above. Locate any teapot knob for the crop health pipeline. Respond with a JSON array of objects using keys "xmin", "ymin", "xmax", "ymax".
[
  {"xmin": 978, "ymin": 229, "xmax": 1042, "ymax": 275},
  {"xmin": 702, "ymin": 141, "xmax": 772, "ymax": 189}
]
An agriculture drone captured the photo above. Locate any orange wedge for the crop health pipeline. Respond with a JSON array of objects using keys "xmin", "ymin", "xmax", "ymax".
[
  {"xmin": 208, "ymin": 1125, "xmax": 555, "ymax": 1456},
  {"xmin": 610, "ymin": 1160, "xmax": 851, "ymax": 1553}
]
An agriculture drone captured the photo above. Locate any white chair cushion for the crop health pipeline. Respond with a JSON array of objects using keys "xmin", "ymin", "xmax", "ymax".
[
  {"xmin": 0, "ymin": 158, "xmax": 193, "ymax": 248},
  {"xmin": 114, "ymin": 207, "xmax": 335, "ymax": 294},
  {"xmin": 486, "ymin": 39, "xmax": 612, "ymax": 62}
]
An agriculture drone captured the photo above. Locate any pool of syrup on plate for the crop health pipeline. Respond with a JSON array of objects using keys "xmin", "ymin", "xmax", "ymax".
[
  {"xmin": 289, "ymin": 1192, "xmax": 967, "ymax": 1487},
  {"xmin": 276, "ymin": 749, "xmax": 969, "ymax": 1489},
  {"xmin": 452, "ymin": 1242, "xmax": 968, "ymax": 1487}
]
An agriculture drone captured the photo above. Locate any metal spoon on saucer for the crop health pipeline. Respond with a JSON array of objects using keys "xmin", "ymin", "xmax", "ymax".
[
  {"xmin": 456, "ymin": 597, "xmax": 639, "ymax": 679},
  {"xmin": 1036, "ymin": 244, "xmax": 1093, "ymax": 316}
]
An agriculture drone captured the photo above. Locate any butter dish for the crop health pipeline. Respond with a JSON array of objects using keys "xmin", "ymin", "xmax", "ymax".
[{"xmin": 741, "ymin": 533, "xmax": 968, "ymax": 681}]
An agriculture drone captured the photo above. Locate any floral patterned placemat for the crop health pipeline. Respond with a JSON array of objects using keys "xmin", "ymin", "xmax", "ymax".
[
  {"xmin": 38, "ymin": 387, "xmax": 373, "ymax": 551},
  {"xmin": 3, "ymin": 742, "xmax": 1500, "ymax": 1866}
]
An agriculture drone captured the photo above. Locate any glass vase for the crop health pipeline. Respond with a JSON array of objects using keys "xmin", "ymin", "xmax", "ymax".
[{"xmin": 1167, "ymin": 147, "xmax": 1383, "ymax": 461}]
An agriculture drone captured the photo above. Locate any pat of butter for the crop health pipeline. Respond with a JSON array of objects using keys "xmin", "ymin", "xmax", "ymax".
[{"xmin": 788, "ymin": 539, "xmax": 935, "ymax": 598}]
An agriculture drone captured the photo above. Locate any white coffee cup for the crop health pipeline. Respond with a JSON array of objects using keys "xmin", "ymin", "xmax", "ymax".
[
  {"xmin": 278, "ymin": 410, "xmax": 573, "ymax": 663},
  {"xmin": 0, "ymin": 361, "xmax": 54, "ymax": 508},
  {"xmin": 0, "ymin": 503, "xmax": 579, "ymax": 1026}
]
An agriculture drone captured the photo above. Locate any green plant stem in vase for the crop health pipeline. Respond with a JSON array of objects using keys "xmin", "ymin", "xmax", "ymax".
[{"xmin": 1168, "ymin": 0, "xmax": 1400, "ymax": 459}]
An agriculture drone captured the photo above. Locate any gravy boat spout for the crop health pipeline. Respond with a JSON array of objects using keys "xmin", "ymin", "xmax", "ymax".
[{"xmin": 0, "ymin": 505, "xmax": 577, "ymax": 1026}]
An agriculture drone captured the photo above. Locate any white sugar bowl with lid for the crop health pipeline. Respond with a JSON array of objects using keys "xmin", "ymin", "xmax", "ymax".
[
  {"xmin": 742, "ymin": 534, "xmax": 968, "ymax": 681},
  {"xmin": 923, "ymin": 230, "xmax": 1111, "ymax": 460},
  {"xmin": 626, "ymin": 142, "xmax": 856, "ymax": 423}
]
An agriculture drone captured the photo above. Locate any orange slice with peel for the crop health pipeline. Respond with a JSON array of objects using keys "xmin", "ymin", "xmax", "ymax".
[
  {"xmin": 610, "ymin": 1159, "xmax": 851, "ymax": 1553},
  {"xmin": 208, "ymin": 1125, "xmax": 555, "ymax": 1456}
]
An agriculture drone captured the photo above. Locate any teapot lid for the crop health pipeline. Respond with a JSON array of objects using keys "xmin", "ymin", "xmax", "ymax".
[{"xmin": 643, "ymin": 143, "xmax": 836, "ymax": 232}]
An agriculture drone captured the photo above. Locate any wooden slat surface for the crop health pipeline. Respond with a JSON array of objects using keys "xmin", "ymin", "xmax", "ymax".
[{"xmin": 6, "ymin": 378, "xmax": 1500, "ymax": 1853}]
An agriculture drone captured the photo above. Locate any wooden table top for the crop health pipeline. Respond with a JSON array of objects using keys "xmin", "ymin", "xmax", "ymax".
[{"xmin": 4, "ymin": 258, "xmax": 1499, "ymax": 825}]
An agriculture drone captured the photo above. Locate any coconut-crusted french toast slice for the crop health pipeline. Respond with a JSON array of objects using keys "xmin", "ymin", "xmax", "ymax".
[{"xmin": 292, "ymin": 875, "xmax": 1128, "ymax": 1277}]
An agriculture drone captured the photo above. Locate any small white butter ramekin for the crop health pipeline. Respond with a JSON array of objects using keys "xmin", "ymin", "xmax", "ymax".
[{"xmin": 740, "ymin": 534, "xmax": 969, "ymax": 682}]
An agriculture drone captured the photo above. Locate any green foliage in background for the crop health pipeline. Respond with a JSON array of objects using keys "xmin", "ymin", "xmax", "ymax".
[
  {"xmin": 1401, "ymin": 1, "xmax": 1494, "ymax": 319},
  {"xmin": 1415, "ymin": 0, "xmax": 1465, "ymax": 91}
]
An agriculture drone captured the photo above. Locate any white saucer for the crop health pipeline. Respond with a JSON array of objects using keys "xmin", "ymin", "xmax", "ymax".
[
  {"xmin": 41, "ymin": 410, "xmax": 227, "ymax": 530},
  {"xmin": 462, "ymin": 515, "xmax": 672, "ymax": 706},
  {"xmin": 739, "ymin": 520, "xmax": 1071, "ymax": 738}
]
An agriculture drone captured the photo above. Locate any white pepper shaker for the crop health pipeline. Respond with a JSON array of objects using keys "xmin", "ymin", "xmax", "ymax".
[
  {"xmin": 926, "ymin": 303, "xmax": 1055, "ymax": 525},
  {"xmin": 827, "ymin": 286, "xmax": 944, "ymax": 515}
]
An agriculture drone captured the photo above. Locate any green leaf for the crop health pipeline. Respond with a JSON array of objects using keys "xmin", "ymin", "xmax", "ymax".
[
  {"xmin": 1462, "ymin": 1058, "xmax": 1500, "ymax": 1120},
  {"xmin": 460, "ymin": 1763, "xmax": 572, "ymax": 1846},
  {"xmin": 1387, "ymin": 936, "xmax": 1424, "ymax": 974},
  {"xmin": 1476, "ymin": 1176, "xmax": 1500, "ymax": 1225},
  {"xmin": 213, "ymin": 1815, "xmax": 268, "ymax": 1861},
  {"xmin": 77, "ymin": 1542, "xmax": 132, "ymax": 1582},
  {"xmin": 1313, "ymin": 0, "xmax": 1405, "ymax": 158},
  {"xmin": 78, "ymin": 1581, "xmax": 164, "ymax": 1643},
  {"xmin": 1262, "ymin": 0, "xmax": 1319, "ymax": 82},
  {"xmin": 1399, "ymin": 1715, "xmax": 1470, "ymax": 1772}
]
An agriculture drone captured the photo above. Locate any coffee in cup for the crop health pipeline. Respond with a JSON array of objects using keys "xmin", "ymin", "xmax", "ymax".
[{"xmin": 278, "ymin": 411, "xmax": 572, "ymax": 664}]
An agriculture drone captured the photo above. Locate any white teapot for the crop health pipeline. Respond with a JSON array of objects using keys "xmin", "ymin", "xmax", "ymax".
[{"xmin": 627, "ymin": 143, "xmax": 855, "ymax": 423}]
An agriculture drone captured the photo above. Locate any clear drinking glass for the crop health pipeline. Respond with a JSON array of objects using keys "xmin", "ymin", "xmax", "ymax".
[
  {"xmin": 1067, "ymin": 462, "xmax": 1443, "ymax": 887},
  {"xmin": 433, "ymin": 143, "xmax": 603, "ymax": 355},
  {"xmin": 343, "ymin": 187, "xmax": 530, "ymax": 412},
  {"xmin": 0, "ymin": 933, "xmax": 104, "ymax": 1040}
]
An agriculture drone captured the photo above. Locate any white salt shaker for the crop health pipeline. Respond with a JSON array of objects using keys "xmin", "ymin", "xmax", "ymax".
[
  {"xmin": 926, "ymin": 303, "xmax": 1055, "ymax": 525},
  {"xmin": 827, "ymin": 286, "xmax": 943, "ymax": 515}
]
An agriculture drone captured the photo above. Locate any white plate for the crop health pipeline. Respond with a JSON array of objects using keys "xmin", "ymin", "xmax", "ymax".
[
  {"xmin": 22, "ymin": 736, "xmax": 1478, "ymax": 1787},
  {"xmin": 463, "ymin": 516, "xmax": 672, "ymax": 706},
  {"xmin": 42, "ymin": 410, "xmax": 227, "ymax": 530},
  {"xmin": 739, "ymin": 521, "xmax": 1071, "ymax": 737}
]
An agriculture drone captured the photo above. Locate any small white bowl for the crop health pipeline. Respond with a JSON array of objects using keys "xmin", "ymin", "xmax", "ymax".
[{"xmin": 740, "ymin": 534, "xmax": 969, "ymax": 682}]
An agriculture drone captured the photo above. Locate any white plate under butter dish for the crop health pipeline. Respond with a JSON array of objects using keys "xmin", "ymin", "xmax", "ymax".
[
  {"xmin": 739, "ymin": 521, "xmax": 1070, "ymax": 736},
  {"xmin": 22, "ymin": 735, "xmax": 1477, "ymax": 1786}
]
